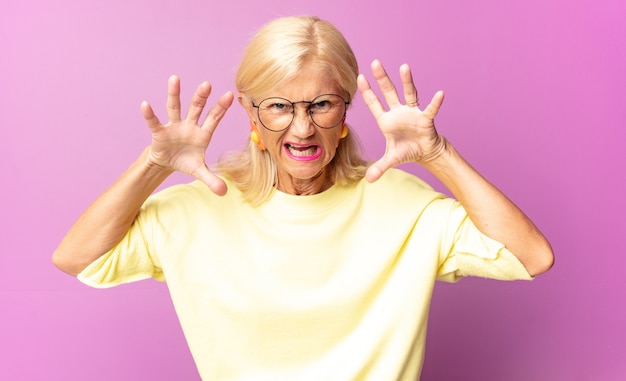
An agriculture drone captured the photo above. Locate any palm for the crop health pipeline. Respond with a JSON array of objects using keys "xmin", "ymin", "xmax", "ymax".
[
  {"xmin": 148, "ymin": 119, "xmax": 212, "ymax": 177},
  {"xmin": 376, "ymin": 105, "xmax": 438, "ymax": 163}
]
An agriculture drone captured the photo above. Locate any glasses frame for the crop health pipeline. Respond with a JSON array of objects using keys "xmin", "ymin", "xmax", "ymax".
[{"xmin": 251, "ymin": 94, "xmax": 350, "ymax": 132}]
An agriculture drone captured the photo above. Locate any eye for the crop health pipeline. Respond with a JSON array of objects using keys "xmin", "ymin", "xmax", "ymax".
[
  {"xmin": 261, "ymin": 98, "xmax": 292, "ymax": 114},
  {"xmin": 310, "ymin": 100, "xmax": 330, "ymax": 113},
  {"xmin": 270, "ymin": 102, "xmax": 287, "ymax": 110}
]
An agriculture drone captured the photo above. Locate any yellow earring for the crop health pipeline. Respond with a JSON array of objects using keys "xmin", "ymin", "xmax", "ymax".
[
  {"xmin": 341, "ymin": 123, "xmax": 349, "ymax": 139},
  {"xmin": 250, "ymin": 122, "xmax": 266, "ymax": 151}
]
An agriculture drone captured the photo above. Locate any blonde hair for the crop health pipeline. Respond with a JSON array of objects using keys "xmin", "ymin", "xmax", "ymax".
[{"xmin": 216, "ymin": 15, "xmax": 368, "ymax": 205}]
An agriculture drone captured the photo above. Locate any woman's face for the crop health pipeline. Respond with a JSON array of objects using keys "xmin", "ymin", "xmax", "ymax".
[{"xmin": 243, "ymin": 63, "xmax": 348, "ymax": 194}]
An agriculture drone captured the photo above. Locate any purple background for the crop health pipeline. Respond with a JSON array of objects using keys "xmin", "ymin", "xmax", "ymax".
[{"xmin": 2, "ymin": 0, "xmax": 624, "ymax": 380}]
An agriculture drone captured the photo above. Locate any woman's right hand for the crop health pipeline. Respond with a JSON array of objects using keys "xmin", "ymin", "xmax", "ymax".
[{"xmin": 141, "ymin": 75, "xmax": 234, "ymax": 196}]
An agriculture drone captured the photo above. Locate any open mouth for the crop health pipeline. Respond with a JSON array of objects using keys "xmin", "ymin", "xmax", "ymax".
[{"xmin": 284, "ymin": 143, "xmax": 322, "ymax": 161}]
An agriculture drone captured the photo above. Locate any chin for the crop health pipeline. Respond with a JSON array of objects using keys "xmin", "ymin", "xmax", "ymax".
[{"xmin": 282, "ymin": 163, "xmax": 327, "ymax": 181}]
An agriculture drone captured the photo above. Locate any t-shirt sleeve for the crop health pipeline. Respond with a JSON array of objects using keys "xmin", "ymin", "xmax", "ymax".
[
  {"xmin": 432, "ymin": 199, "xmax": 533, "ymax": 283},
  {"xmin": 76, "ymin": 203, "xmax": 164, "ymax": 289}
]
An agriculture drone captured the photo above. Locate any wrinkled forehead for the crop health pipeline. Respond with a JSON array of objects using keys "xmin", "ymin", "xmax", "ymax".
[{"xmin": 255, "ymin": 62, "xmax": 347, "ymax": 102}]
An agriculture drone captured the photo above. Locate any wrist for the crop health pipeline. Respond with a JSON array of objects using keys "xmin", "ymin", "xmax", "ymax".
[
  {"xmin": 417, "ymin": 136, "xmax": 450, "ymax": 165},
  {"xmin": 420, "ymin": 139, "xmax": 477, "ymax": 187},
  {"xmin": 139, "ymin": 147, "xmax": 174, "ymax": 178}
]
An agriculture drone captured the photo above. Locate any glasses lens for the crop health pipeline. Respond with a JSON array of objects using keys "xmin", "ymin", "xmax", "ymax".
[
  {"xmin": 258, "ymin": 98, "xmax": 294, "ymax": 131},
  {"xmin": 309, "ymin": 94, "xmax": 347, "ymax": 129}
]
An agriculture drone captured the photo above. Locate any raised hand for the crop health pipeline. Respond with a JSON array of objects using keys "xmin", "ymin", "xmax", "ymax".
[
  {"xmin": 358, "ymin": 60, "xmax": 446, "ymax": 182},
  {"xmin": 141, "ymin": 75, "xmax": 234, "ymax": 195}
]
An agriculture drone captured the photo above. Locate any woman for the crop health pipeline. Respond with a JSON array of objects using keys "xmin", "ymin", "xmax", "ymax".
[{"xmin": 53, "ymin": 15, "xmax": 553, "ymax": 380}]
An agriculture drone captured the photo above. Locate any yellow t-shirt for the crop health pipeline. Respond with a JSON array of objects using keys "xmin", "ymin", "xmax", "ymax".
[{"xmin": 78, "ymin": 168, "xmax": 531, "ymax": 380}]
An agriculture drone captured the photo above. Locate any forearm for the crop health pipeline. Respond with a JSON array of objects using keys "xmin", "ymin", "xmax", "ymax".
[
  {"xmin": 422, "ymin": 139, "xmax": 554, "ymax": 276},
  {"xmin": 52, "ymin": 147, "xmax": 172, "ymax": 276}
]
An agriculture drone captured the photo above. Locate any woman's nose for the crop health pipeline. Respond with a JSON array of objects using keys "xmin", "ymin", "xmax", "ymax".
[{"xmin": 289, "ymin": 106, "xmax": 315, "ymax": 137}]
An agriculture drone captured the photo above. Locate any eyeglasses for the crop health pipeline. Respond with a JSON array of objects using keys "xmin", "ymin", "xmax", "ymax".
[{"xmin": 252, "ymin": 94, "xmax": 350, "ymax": 132}]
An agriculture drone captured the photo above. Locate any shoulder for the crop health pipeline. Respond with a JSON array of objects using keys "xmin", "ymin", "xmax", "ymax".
[
  {"xmin": 355, "ymin": 168, "xmax": 448, "ymax": 212},
  {"xmin": 361, "ymin": 168, "xmax": 440, "ymax": 197}
]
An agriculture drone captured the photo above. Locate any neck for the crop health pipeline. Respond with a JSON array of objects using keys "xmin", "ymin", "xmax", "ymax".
[{"xmin": 275, "ymin": 170, "xmax": 333, "ymax": 195}]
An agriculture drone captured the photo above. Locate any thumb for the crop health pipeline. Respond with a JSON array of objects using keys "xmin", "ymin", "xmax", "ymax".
[
  {"xmin": 365, "ymin": 156, "xmax": 394, "ymax": 183},
  {"xmin": 194, "ymin": 165, "xmax": 228, "ymax": 196},
  {"xmin": 423, "ymin": 90, "xmax": 445, "ymax": 119}
]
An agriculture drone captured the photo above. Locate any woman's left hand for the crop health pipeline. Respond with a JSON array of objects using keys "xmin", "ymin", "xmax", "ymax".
[{"xmin": 358, "ymin": 60, "xmax": 446, "ymax": 182}]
